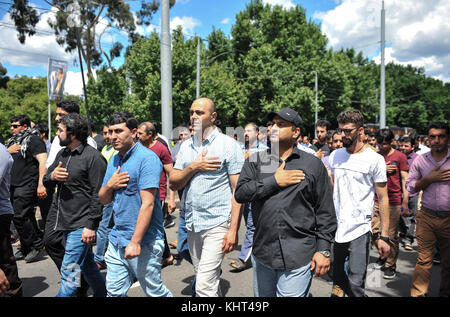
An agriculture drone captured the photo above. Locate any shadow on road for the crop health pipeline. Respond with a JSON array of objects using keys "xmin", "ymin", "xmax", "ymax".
[{"xmin": 21, "ymin": 276, "xmax": 50, "ymax": 297}]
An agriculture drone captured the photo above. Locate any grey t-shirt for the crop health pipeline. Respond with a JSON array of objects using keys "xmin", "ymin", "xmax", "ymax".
[{"xmin": 0, "ymin": 143, "xmax": 14, "ymax": 216}]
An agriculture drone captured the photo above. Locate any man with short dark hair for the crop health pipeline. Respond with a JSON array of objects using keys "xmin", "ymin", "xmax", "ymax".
[
  {"xmin": 44, "ymin": 100, "xmax": 97, "ymax": 296},
  {"xmin": 44, "ymin": 113, "xmax": 107, "ymax": 297},
  {"xmin": 407, "ymin": 122, "xmax": 450, "ymax": 297},
  {"xmin": 7, "ymin": 114, "xmax": 47, "ymax": 263},
  {"xmin": 235, "ymin": 108, "xmax": 336, "ymax": 297},
  {"xmin": 311, "ymin": 120, "xmax": 332, "ymax": 159},
  {"xmin": 372, "ymin": 128, "xmax": 409, "ymax": 279},
  {"xmin": 99, "ymin": 112, "xmax": 172, "ymax": 297},
  {"xmin": 329, "ymin": 109, "xmax": 390, "ymax": 297},
  {"xmin": 398, "ymin": 136, "xmax": 419, "ymax": 251}
]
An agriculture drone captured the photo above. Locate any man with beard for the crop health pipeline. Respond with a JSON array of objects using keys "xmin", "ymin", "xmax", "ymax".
[
  {"xmin": 7, "ymin": 115, "xmax": 47, "ymax": 263},
  {"xmin": 44, "ymin": 113, "xmax": 107, "ymax": 297},
  {"xmin": 372, "ymin": 128, "xmax": 409, "ymax": 280},
  {"xmin": 311, "ymin": 120, "xmax": 332, "ymax": 159},
  {"xmin": 328, "ymin": 109, "xmax": 390, "ymax": 297},
  {"xmin": 406, "ymin": 122, "xmax": 450, "ymax": 297}
]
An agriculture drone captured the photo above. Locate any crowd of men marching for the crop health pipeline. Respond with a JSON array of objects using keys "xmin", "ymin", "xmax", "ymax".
[{"xmin": 0, "ymin": 97, "xmax": 448, "ymax": 297}]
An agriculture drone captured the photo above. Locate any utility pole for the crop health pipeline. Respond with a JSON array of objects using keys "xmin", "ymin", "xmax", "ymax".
[
  {"xmin": 380, "ymin": 0, "xmax": 386, "ymax": 129},
  {"xmin": 314, "ymin": 71, "xmax": 318, "ymax": 139},
  {"xmin": 161, "ymin": 0, "xmax": 173, "ymax": 139},
  {"xmin": 196, "ymin": 37, "xmax": 201, "ymax": 99}
]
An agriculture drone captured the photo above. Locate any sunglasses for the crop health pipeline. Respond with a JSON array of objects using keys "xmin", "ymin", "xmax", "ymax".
[{"xmin": 11, "ymin": 124, "xmax": 22, "ymax": 128}]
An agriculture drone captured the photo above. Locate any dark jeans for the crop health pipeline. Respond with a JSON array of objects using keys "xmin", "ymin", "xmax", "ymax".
[
  {"xmin": 333, "ymin": 231, "xmax": 371, "ymax": 297},
  {"xmin": 0, "ymin": 214, "xmax": 23, "ymax": 297},
  {"xmin": 11, "ymin": 183, "xmax": 43, "ymax": 253},
  {"xmin": 161, "ymin": 200, "xmax": 171, "ymax": 260},
  {"xmin": 37, "ymin": 190, "xmax": 53, "ymax": 232},
  {"xmin": 399, "ymin": 195, "xmax": 419, "ymax": 243}
]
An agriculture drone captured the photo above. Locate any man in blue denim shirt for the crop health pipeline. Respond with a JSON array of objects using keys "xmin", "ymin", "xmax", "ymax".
[{"xmin": 99, "ymin": 112, "xmax": 172, "ymax": 297}]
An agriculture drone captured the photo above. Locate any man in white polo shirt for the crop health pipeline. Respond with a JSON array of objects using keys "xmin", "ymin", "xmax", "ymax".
[{"xmin": 329, "ymin": 109, "xmax": 391, "ymax": 297}]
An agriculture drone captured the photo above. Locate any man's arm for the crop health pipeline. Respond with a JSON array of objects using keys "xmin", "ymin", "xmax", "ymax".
[
  {"xmin": 34, "ymin": 152, "xmax": 48, "ymax": 199},
  {"xmin": 222, "ymin": 174, "xmax": 243, "ymax": 254},
  {"xmin": 169, "ymin": 150, "xmax": 221, "ymax": 191},
  {"xmin": 375, "ymin": 182, "xmax": 391, "ymax": 259},
  {"xmin": 124, "ymin": 188, "xmax": 158, "ymax": 260},
  {"xmin": 0, "ymin": 268, "xmax": 9, "ymax": 296},
  {"xmin": 400, "ymin": 170, "xmax": 409, "ymax": 215},
  {"xmin": 163, "ymin": 163, "xmax": 177, "ymax": 213}
]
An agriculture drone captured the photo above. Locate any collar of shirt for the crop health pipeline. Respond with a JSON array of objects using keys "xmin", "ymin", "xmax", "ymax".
[
  {"xmin": 191, "ymin": 127, "xmax": 219, "ymax": 148},
  {"xmin": 423, "ymin": 149, "xmax": 450, "ymax": 166},
  {"xmin": 63, "ymin": 143, "xmax": 87, "ymax": 155},
  {"xmin": 118, "ymin": 142, "xmax": 139, "ymax": 163}
]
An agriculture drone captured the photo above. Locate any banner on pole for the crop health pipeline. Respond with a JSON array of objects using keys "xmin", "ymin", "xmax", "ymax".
[{"xmin": 48, "ymin": 58, "xmax": 68, "ymax": 101}]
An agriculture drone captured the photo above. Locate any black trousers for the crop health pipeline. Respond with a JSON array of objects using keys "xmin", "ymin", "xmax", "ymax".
[
  {"xmin": 0, "ymin": 214, "xmax": 23, "ymax": 297},
  {"xmin": 11, "ymin": 183, "xmax": 43, "ymax": 253}
]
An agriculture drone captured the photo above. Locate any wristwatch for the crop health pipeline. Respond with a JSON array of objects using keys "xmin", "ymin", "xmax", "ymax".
[
  {"xmin": 379, "ymin": 236, "xmax": 390, "ymax": 243},
  {"xmin": 318, "ymin": 250, "xmax": 331, "ymax": 258}
]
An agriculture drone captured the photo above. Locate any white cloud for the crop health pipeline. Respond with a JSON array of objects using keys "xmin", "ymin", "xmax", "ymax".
[
  {"xmin": 262, "ymin": 0, "xmax": 295, "ymax": 10},
  {"xmin": 64, "ymin": 69, "xmax": 96, "ymax": 97},
  {"xmin": 0, "ymin": 9, "xmax": 76, "ymax": 68},
  {"xmin": 221, "ymin": 18, "xmax": 230, "ymax": 24},
  {"xmin": 170, "ymin": 16, "xmax": 201, "ymax": 35},
  {"xmin": 314, "ymin": 0, "xmax": 450, "ymax": 82}
]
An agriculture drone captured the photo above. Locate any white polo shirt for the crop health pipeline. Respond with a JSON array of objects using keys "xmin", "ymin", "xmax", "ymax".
[{"xmin": 329, "ymin": 146, "xmax": 387, "ymax": 243}]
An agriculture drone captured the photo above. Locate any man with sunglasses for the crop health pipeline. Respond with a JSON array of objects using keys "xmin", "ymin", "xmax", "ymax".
[
  {"xmin": 328, "ymin": 109, "xmax": 390, "ymax": 297},
  {"xmin": 6, "ymin": 115, "xmax": 47, "ymax": 263}
]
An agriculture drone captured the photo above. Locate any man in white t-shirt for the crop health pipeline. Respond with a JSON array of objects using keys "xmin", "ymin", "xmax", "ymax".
[{"xmin": 328, "ymin": 109, "xmax": 391, "ymax": 297}]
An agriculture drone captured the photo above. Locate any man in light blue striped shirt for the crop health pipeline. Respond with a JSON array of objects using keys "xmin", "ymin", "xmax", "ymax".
[{"xmin": 170, "ymin": 97, "xmax": 244, "ymax": 297}]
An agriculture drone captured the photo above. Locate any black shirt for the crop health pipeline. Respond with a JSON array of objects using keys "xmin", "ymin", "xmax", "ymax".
[
  {"xmin": 310, "ymin": 142, "xmax": 330, "ymax": 156},
  {"xmin": 10, "ymin": 135, "xmax": 46, "ymax": 187},
  {"xmin": 43, "ymin": 143, "xmax": 106, "ymax": 231},
  {"xmin": 93, "ymin": 134, "xmax": 106, "ymax": 151},
  {"xmin": 235, "ymin": 147, "xmax": 336, "ymax": 270}
]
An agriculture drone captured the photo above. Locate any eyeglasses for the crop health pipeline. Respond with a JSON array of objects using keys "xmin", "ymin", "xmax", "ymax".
[
  {"xmin": 337, "ymin": 128, "xmax": 357, "ymax": 135},
  {"xmin": 11, "ymin": 124, "xmax": 22, "ymax": 128}
]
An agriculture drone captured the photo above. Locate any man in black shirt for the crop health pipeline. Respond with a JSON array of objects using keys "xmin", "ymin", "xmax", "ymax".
[
  {"xmin": 44, "ymin": 113, "xmax": 106, "ymax": 297},
  {"xmin": 311, "ymin": 120, "xmax": 332, "ymax": 159},
  {"xmin": 235, "ymin": 108, "xmax": 337, "ymax": 297},
  {"xmin": 7, "ymin": 115, "xmax": 47, "ymax": 263}
]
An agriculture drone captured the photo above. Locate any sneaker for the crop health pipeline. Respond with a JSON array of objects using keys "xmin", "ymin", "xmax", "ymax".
[
  {"xmin": 383, "ymin": 267, "xmax": 396, "ymax": 279},
  {"xmin": 373, "ymin": 257, "xmax": 386, "ymax": 270},
  {"xmin": 433, "ymin": 255, "xmax": 440, "ymax": 265},
  {"xmin": 24, "ymin": 248, "xmax": 42, "ymax": 263},
  {"xmin": 14, "ymin": 249, "xmax": 26, "ymax": 261},
  {"xmin": 164, "ymin": 216, "xmax": 175, "ymax": 229},
  {"xmin": 404, "ymin": 242, "xmax": 413, "ymax": 251}
]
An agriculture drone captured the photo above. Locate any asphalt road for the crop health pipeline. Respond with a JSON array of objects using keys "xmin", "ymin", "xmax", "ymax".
[{"xmin": 15, "ymin": 208, "xmax": 442, "ymax": 298}]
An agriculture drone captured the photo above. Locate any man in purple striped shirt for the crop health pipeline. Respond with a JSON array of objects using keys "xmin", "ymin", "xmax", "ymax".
[{"xmin": 406, "ymin": 121, "xmax": 450, "ymax": 297}]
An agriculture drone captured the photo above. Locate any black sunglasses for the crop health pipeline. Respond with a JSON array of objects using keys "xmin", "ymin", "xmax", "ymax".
[{"xmin": 11, "ymin": 124, "xmax": 22, "ymax": 128}]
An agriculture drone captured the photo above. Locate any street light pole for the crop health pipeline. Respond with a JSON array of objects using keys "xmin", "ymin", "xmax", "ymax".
[
  {"xmin": 196, "ymin": 37, "xmax": 201, "ymax": 99},
  {"xmin": 161, "ymin": 0, "xmax": 173, "ymax": 139},
  {"xmin": 314, "ymin": 71, "xmax": 318, "ymax": 139},
  {"xmin": 380, "ymin": 0, "xmax": 386, "ymax": 129}
]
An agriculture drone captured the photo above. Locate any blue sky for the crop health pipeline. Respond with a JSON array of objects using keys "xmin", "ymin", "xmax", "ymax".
[{"xmin": 1, "ymin": 0, "xmax": 449, "ymax": 95}]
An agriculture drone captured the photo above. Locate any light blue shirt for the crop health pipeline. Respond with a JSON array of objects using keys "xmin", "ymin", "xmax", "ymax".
[
  {"xmin": 241, "ymin": 140, "xmax": 269, "ymax": 153},
  {"xmin": 0, "ymin": 143, "xmax": 14, "ymax": 216},
  {"xmin": 174, "ymin": 128, "xmax": 244, "ymax": 232},
  {"xmin": 102, "ymin": 142, "xmax": 163, "ymax": 248}
]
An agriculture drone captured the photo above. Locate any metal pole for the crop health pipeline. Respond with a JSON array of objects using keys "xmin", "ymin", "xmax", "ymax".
[
  {"xmin": 196, "ymin": 37, "xmax": 201, "ymax": 99},
  {"xmin": 380, "ymin": 0, "xmax": 386, "ymax": 129},
  {"xmin": 48, "ymin": 100, "xmax": 52, "ymax": 141},
  {"xmin": 161, "ymin": 0, "xmax": 173, "ymax": 139},
  {"xmin": 76, "ymin": 27, "xmax": 90, "ymax": 121},
  {"xmin": 314, "ymin": 71, "xmax": 318, "ymax": 139}
]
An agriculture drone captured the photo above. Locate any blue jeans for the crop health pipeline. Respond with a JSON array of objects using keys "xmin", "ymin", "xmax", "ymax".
[
  {"xmin": 105, "ymin": 239, "xmax": 173, "ymax": 297},
  {"xmin": 251, "ymin": 255, "xmax": 313, "ymax": 297},
  {"xmin": 238, "ymin": 203, "xmax": 255, "ymax": 262},
  {"xmin": 94, "ymin": 203, "xmax": 113, "ymax": 264},
  {"xmin": 56, "ymin": 228, "xmax": 106, "ymax": 297}
]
